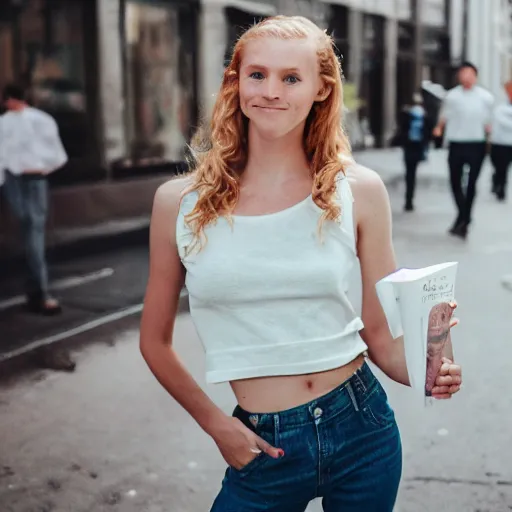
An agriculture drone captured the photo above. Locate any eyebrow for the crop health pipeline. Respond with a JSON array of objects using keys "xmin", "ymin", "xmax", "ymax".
[{"xmin": 243, "ymin": 64, "xmax": 302, "ymax": 74}]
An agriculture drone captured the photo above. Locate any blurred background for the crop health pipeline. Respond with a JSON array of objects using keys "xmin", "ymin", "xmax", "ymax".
[
  {"xmin": 1, "ymin": 2, "xmax": 512, "ymax": 511},
  {"xmin": 0, "ymin": 0, "xmax": 510, "ymax": 257}
]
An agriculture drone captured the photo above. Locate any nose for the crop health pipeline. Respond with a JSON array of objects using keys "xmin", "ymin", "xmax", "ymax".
[{"xmin": 263, "ymin": 76, "xmax": 281, "ymax": 101}]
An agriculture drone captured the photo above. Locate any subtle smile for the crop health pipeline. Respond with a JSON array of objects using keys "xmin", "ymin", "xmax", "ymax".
[{"xmin": 253, "ymin": 106, "xmax": 287, "ymax": 111}]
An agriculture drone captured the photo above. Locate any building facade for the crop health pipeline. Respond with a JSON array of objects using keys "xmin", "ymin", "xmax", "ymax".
[
  {"xmin": 0, "ymin": 0, "xmax": 200, "ymax": 255},
  {"xmin": 0, "ymin": 0, "xmax": 473, "ymax": 256},
  {"xmin": 462, "ymin": 0, "xmax": 512, "ymax": 102}
]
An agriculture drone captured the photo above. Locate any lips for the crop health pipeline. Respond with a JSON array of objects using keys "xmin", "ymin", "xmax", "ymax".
[{"xmin": 253, "ymin": 106, "xmax": 287, "ymax": 111}]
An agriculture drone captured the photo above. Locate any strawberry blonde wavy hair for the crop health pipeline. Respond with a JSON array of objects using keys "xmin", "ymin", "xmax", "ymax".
[{"xmin": 185, "ymin": 15, "xmax": 352, "ymax": 245}]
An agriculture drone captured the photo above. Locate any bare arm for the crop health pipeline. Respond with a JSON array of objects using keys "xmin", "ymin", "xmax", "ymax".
[
  {"xmin": 140, "ymin": 179, "xmax": 282, "ymax": 464},
  {"xmin": 350, "ymin": 167, "xmax": 410, "ymax": 386},
  {"xmin": 139, "ymin": 178, "xmax": 226, "ymax": 434}
]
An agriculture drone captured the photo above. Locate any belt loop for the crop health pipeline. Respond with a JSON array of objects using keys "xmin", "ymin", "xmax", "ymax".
[
  {"xmin": 273, "ymin": 413, "xmax": 280, "ymax": 444},
  {"xmin": 354, "ymin": 370, "xmax": 367, "ymax": 394},
  {"xmin": 346, "ymin": 381, "xmax": 360, "ymax": 412}
]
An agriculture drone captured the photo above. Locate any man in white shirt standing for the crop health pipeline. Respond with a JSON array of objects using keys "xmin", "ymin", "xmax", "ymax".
[
  {"xmin": 1, "ymin": 84, "xmax": 68, "ymax": 314},
  {"xmin": 433, "ymin": 62, "xmax": 494, "ymax": 239}
]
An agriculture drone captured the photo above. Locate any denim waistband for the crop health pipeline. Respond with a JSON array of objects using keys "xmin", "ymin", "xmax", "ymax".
[{"xmin": 235, "ymin": 361, "xmax": 380, "ymax": 432}]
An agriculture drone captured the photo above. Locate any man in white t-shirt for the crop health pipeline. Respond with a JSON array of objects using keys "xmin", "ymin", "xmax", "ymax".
[
  {"xmin": 1, "ymin": 84, "xmax": 67, "ymax": 314},
  {"xmin": 433, "ymin": 62, "xmax": 494, "ymax": 239}
]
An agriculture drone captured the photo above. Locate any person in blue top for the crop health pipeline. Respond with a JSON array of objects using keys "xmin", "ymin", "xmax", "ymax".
[{"xmin": 399, "ymin": 92, "xmax": 433, "ymax": 211}]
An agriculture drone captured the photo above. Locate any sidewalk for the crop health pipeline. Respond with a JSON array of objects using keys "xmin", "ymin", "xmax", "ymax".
[{"xmin": 353, "ymin": 146, "xmax": 450, "ymax": 187}]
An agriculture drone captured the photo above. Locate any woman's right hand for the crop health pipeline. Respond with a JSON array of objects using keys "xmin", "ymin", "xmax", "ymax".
[{"xmin": 210, "ymin": 416, "xmax": 284, "ymax": 470}]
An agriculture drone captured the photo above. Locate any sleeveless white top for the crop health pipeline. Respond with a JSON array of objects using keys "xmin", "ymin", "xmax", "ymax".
[{"xmin": 176, "ymin": 173, "xmax": 368, "ymax": 384}]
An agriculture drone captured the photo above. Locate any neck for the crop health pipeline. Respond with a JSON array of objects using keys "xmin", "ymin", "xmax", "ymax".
[
  {"xmin": 242, "ymin": 122, "xmax": 311, "ymax": 186},
  {"xmin": 461, "ymin": 84, "xmax": 474, "ymax": 91},
  {"xmin": 9, "ymin": 103, "xmax": 27, "ymax": 112}
]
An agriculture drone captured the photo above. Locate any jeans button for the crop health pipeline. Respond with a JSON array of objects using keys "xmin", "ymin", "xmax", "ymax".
[{"xmin": 313, "ymin": 407, "xmax": 323, "ymax": 419}]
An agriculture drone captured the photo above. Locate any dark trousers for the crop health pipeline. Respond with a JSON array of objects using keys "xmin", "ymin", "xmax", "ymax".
[
  {"xmin": 448, "ymin": 142, "xmax": 487, "ymax": 225},
  {"xmin": 2, "ymin": 171, "xmax": 50, "ymax": 299},
  {"xmin": 404, "ymin": 144, "xmax": 424, "ymax": 206},
  {"xmin": 490, "ymin": 144, "xmax": 512, "ymax": 198}
]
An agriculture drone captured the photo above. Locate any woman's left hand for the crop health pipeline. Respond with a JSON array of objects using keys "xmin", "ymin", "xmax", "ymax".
[{"xmin": 431, "ymin": 357, "xmax": 462, "ymax": 399}]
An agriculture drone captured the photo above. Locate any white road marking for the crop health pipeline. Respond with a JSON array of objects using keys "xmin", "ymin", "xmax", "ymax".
[
  {"xmin": 0, "ymin": 304, "xmax": 143, "ymax": 362},
  {"xmin": 0, "ymin": 290, "xmax": 188, "ymax": 363},
  {"xmin": 0, "ymin": 268, "xmax": 114, "ymax": 311}
]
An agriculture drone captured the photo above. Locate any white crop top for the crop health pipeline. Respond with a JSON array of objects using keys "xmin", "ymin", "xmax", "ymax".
[{"xmin": 176, "ymin": 173, "xmax": 368, "ymax": 384}]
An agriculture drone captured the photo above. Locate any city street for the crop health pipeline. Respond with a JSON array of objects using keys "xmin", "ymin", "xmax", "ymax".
[{"xmin": 1, "ymin": 154, "xmax": 512, "ymax": 512}]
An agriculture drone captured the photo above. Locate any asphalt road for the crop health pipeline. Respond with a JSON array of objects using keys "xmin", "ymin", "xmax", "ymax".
[{"xmin": 1, "ymin": 169, "xmax": 512, "ymax": 512}]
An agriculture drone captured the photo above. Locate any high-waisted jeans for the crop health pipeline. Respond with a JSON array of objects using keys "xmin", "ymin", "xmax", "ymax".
[{"xmin": 211, "ymin": 362, "xmax": 403, "ymax": 511}]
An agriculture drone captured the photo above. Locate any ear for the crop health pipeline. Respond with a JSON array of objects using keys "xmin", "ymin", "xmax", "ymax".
[{"xmin": 315, "ymin": 83, "xmax": 332, "ymax": 102}]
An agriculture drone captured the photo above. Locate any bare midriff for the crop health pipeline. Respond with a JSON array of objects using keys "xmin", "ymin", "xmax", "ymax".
[{"xmin": 230, "ymin": 353, "xmax": 366, "ymax": 413}]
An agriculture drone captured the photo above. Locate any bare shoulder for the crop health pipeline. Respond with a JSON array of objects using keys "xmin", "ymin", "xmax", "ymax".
[
  {"xmin": 345, "ymin": 163, "xmax": 388, "ymax": 201},
  {"xmin": 153, "ymin": 173, "xmax": 196, "ymax": 215},
  {"xmin": 344, "ymin": 163, "xmax": 391, "ymax": 227}
]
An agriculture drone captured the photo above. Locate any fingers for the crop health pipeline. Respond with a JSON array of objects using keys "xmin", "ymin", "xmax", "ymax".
[
  {"xmin": 431, "ymin": 384, "xmax": 461, "ymax": 395},
  {"xmin": 449, "ymin": 317, "xmax": 460, "ymax": 329},
  {"xmin": 438, "ymin": 361, "xmax": 461, "ymax": 376},
  {"xmin": 431, "ymin": 392, "xmax": 452, "ymax": 400},
  {"xmin": 255, "ymin": 436, "xmax": 284, "ymax": 459},
  {"xmin": 435, "ymin": 375, "xmax": 462, "ymax": 387},
  {"xmin": 432, "ymin": 352, "xmax": 462, "ymax": 400}
]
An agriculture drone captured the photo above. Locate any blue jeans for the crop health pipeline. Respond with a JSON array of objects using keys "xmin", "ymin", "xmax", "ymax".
[
  {"xmin": 211, "ymin": 362, "xmax": 402, "ymax": 511},
  {"xmin": 2, "ymin": 171, "xmax": 49, "ymax": 298}
]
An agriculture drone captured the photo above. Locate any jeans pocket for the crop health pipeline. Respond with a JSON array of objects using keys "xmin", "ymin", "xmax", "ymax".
[
  {"xmin": 361, "ymin": 387, "xmax": 396, "ymax": 429},
  {"xmin": 235, "ymin": 450, "xmax": 268, "ymax": 477},
  {"xmin": 230, "ymin": 407, "xmax": 275, "ymax": 478}
]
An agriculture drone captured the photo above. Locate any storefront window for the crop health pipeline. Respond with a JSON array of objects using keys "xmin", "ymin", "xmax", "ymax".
[
  {"xmin": 123, "ymin": 1, "xmax": 197, "ymax": 165},
  {"xmin": 224, "ymin": 8, "xmax": 266, "ymax": 67},
  {"xmin": 328, "ymin": 5, "xmax": 349, "ymax": 77},
  {"xmin": 0, "ymin": 0, "xmax": 102, "ymax": 184},
  {"xmin": 19, "ymin": 0, "xmax": 86, "ymax": 113}
]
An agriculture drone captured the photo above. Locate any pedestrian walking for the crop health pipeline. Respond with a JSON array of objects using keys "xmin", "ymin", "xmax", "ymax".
[
  {"xmin": 399, "ymin": 92, "xmax": 433, "ymax": 211},
  {"xmin": 433, "ymin": 62, "xmax": 494, "ymax": 239},
  {"xmin": 140, "ymin": 16, "xmax": 462, "ymax": 512},
  {"xmin": 0, "ymin": 84, "xmax": 67, "ymax": 314},
  {"xmin": 490, "ymin": 80, "xmax": 512, "ymax": 201}
]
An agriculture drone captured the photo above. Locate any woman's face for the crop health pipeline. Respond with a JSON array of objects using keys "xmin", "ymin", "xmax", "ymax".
[{"xmin": 238, "ymin": 37, "xmax": 324, "ymax": 140}]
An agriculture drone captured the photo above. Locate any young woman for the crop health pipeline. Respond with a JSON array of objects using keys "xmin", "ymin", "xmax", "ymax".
[{"xmin": 140, "ymin": 16, "xmax": 462, "ymax": 512}]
